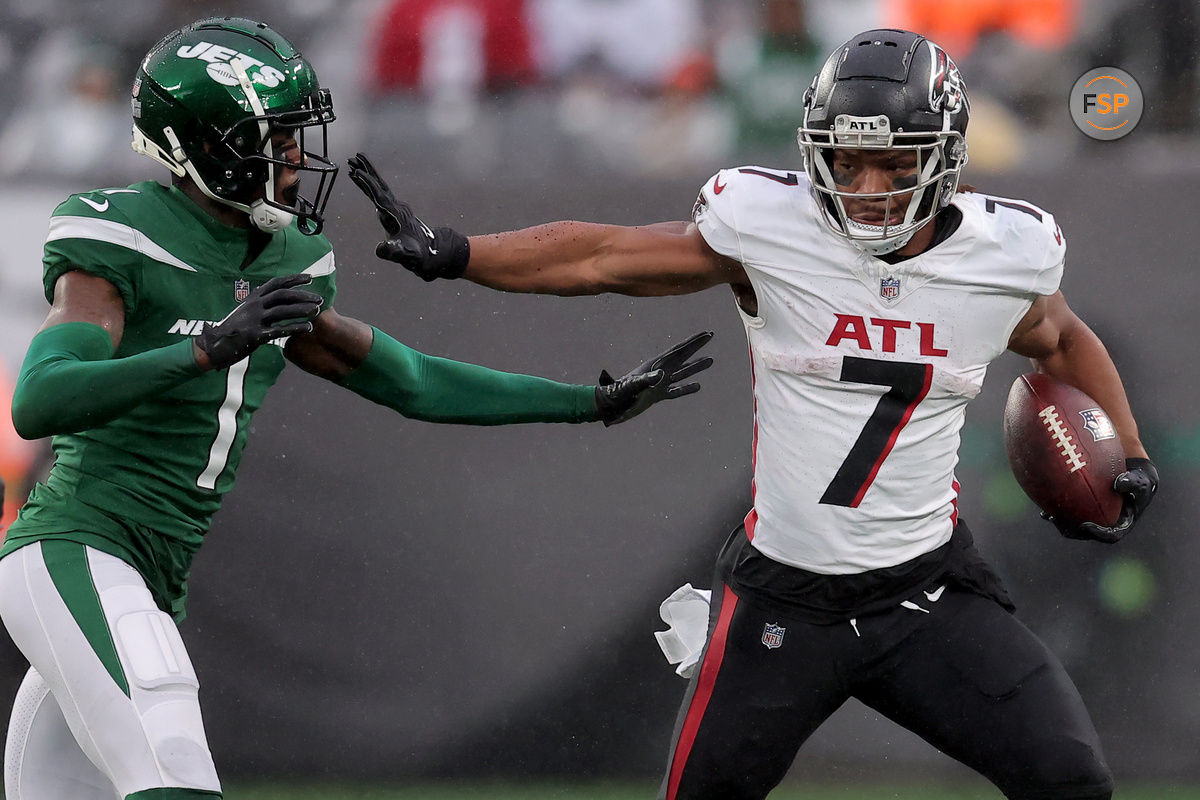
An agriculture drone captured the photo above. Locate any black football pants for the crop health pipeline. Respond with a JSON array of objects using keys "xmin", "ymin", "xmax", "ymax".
[{"xmin": 658, "ymin": 582, "xmax": 1113, "ymax": 800}]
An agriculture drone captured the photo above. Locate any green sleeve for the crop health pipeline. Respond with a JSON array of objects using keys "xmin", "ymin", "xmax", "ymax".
[
  {"xmin": 11, "ymin": 322, "xmax": 203, "ymax": 440},
  {"xmin": 338, "ymin": 328, "xmax": 598, "ymax": 425}
]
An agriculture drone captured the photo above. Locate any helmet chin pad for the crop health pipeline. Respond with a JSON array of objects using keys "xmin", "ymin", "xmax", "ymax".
[
  {"xmin": 250, "ymin": 199, "xmax": 295, "ymax": 233},
  {"xmin": 844, "ymin": 221, "xmax": 917, "ymax": 255}
]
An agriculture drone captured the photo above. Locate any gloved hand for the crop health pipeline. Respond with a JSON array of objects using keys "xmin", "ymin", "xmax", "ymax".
[
  {"xmin": 195, "ymin": 274, "xmax": 323, "ymax": 370},
  {"xmin": 347, "ymin": 152, "xmax": 469, "ymax": 281},
  {"xmin": 594, "ymin": 331, "xmax": 714, "ymax": 426},
  {"xmin": 1044, "ymin": 457, "xmax": 1160, "ymax": 544}
]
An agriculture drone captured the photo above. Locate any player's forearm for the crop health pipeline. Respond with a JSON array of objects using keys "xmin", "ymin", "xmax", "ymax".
[
  {"xmin": 11, "ymin": 322, "xmax": 202, "ymax": 440},
  {"xmin": 338, "ymin": 327, "xmax": 597, "ymax": 424},
  {"xmin": 466, "ymin": 222, "xmax": 709, "ymax": 297},
  {"xmin": 1033, "ymin": 324, "xmax": 1147, "ymax": 459},
  {"xmin": 465, "ymin": 223, "xmax": 619, "ymax": 295}
]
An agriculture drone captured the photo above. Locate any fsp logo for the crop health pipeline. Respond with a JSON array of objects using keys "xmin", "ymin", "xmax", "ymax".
[
  {"xmin": 176, "ymin": 41, "xmax": 286, "ymax": 88},
  {"xmin": 1069, "ymin": 67, "xmax": 1143, "ymax": 141}
]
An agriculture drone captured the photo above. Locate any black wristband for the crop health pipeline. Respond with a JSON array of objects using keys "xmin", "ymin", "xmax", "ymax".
[
  {"xmin": 432, "ymin": 227, "xmax": 470, "ymax": 280},
  {"xmin": 1125, "ymin": 456, "xmax": 1157, "ymax": 477}
]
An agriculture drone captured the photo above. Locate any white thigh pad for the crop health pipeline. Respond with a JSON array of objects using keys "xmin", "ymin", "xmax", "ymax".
[
  {"xmin": 114, "ymin": 610, "xmax": 199, "ymax": 691},
  {"xmin": 111, "ymin": 609, "xmax": 218, "ymax": 792}
]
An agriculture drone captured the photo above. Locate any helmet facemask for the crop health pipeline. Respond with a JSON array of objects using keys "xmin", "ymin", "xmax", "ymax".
[{"xmin": 799, "ymin": 115, "xmax": 966, "ymax": 255}]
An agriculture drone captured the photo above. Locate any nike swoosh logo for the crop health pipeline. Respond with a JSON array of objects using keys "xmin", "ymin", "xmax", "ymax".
[
  {"xmin": 713, "ymin": 176, "xmax": 727, "ymax": 194},
  {"xmin": 924, "ymin": 585, "xmax": 946, "ymax": 603},
  {"xmin": 79, "ymin": 196, "xmax": 109, "ymax": 212},
  {"xmin": 419, "ymin": 220, "xmax": 438, "ymax": 254}
]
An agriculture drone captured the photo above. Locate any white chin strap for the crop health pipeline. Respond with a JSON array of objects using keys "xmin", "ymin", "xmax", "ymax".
[{"xmin": 234, "ymin": 62, "xmax": 294, "ymax": 233}]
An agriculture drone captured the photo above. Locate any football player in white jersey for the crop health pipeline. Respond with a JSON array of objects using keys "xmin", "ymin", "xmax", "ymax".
[{"xmin": 351, "ymin": 28, "xmax": 1157, "ymax": 800}]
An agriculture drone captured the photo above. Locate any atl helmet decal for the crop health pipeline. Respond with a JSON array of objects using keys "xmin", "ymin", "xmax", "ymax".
[{"xmin": 926, "ymin": 42, "xmax": 967, "ymax": 115}]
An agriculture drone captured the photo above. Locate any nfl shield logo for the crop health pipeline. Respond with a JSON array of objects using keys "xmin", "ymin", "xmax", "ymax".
[
  {"xmin": 880, "ymin": 276, "xmax": 901, "ymax": 300},
  {"xmin": 1079, "ymin": 408, "xmax": 1117, "ymax": 441},
  {"xmin": 234, "ymin": 279, "xmax": 251, "ymax": 302},
  {"xmin": 761, "ymin": 623, "xmax": 785, "ymax": 649}
]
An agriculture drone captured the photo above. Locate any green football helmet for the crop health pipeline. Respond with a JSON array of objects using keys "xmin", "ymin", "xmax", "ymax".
[{"xmin": 131, "ymin": 17, "xmax": 337, "ymax": 235}]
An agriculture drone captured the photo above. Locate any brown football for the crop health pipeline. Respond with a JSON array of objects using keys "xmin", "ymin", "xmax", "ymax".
[{"xmin": 1003, "ymin": 372, "xmax": 1125, "ymax": 527}]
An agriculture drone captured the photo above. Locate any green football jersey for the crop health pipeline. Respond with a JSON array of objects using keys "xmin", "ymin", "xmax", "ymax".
[{"xmin": 2, "ymin": 181, "xmax": 337, "ymax": 618}]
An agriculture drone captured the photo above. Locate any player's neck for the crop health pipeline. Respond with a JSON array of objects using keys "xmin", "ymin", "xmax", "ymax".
[
  {"xmin": 175, "ymin": 178, "xmax": 253, "ymax": 231},
  {"xmin": 888, "ymin": 218, "xmax": 938, "ymax": 259},
  {"xmin": 876, "ymin": 207, "xmax": 961, "ymax": 263}
]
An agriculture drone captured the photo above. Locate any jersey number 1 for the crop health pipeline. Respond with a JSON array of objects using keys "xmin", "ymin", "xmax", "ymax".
[
  {"xmin": 819, "ymin": 357, "xmax": 932, "ymax": 507},
  {"xmin": 197, "ymin": 360, "xmax": 249, "ymax": 490}
]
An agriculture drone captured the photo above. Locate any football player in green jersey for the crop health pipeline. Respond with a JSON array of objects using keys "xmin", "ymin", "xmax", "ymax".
[{"xmin": 0, "ymin": 18, "xmax": 713, "ymax": 800}]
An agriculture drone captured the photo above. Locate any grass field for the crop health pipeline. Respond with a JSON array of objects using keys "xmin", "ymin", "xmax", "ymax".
[{"xmin": 222, "ymin": 781, "xmax": 1200, "ymax": 799}]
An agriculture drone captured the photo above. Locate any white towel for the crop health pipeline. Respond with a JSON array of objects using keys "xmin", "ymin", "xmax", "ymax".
[{"xmin": 653, "ymin": 583, "xmax": 712, "ymax": 679}]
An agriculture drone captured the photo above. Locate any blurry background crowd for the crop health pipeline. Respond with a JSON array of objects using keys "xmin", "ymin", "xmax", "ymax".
[
  {"xmin": 0, "ymin": 0, "xmax": 1198, "ymax": 790},
  {"xmin": 0, "ymin": 0, "xmax": 1196, "ymax": 184}
]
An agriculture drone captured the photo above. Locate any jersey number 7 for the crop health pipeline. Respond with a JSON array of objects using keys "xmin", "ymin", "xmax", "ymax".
[{"xmin": 819, "ymin": 357, "xmax": 933, "ymax": 507}]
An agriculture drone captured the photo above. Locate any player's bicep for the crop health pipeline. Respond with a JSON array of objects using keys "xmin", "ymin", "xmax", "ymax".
[
  {"xmin": 41, "ymin": 270, "xmax": 126, "ymax": 349},
  {"xmin": 595, "ymin": 222, "xmax": 742, "ymax": 296},
  {"xmin": 1007, "ymin": 291, "xmax": 1080, "ymax": 360},
  {"xmin": 284, "ymin": 307, "xmax": 373, "ymax": 381}
]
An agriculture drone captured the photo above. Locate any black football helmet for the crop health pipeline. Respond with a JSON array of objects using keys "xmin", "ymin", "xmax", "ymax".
[{"xmin": 798, "ymin": 29, "xmax": 969, "ymax": 254}]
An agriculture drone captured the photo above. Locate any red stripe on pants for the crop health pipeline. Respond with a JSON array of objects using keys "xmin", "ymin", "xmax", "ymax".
[{"xmin": 665, "ymin": 584, "xmax": 740, "ymax": 800}]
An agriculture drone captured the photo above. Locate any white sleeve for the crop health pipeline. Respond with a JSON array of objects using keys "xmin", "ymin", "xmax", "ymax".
[
  {"xmin": 1030, "ymin": 210, "xmax": 1066, "ymax": 296},
  {"xmin": 691, "ymin": 169, "xmax": 742, "ymax": 262}
]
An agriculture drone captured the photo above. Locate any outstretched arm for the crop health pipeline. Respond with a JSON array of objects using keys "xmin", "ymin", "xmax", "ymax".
[
  {"xmin": 464, "ymin": 221, "xmax": 738, "ymax": 297},
  {"xmin": 285, "ymin": 309, "xmax": 713, "ymax": 426},
  {"xmin": 346, "ymin": 153, "xmax": 744, "ymax": 297}
]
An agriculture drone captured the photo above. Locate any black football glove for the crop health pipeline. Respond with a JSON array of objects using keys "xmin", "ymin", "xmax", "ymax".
[
  {"xmin": 347, "ymin": 152, "xmax": 469, "ymax": 281},
  {"xmin": 195, "ymin": 274, "xmax": 323, "ymax": 370},
  {"xmin": 594, "ymin": 331, "xmax": 714, "ymax": 427},
  {"xmin": 1044, "ymin": 457, "xmax": 1160, "ymax": 544}
]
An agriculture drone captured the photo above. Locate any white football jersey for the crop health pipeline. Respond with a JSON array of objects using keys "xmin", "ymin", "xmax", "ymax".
[{"xmin": 693, "ymin": 167, "xmax": 1065, "ymax": 574}]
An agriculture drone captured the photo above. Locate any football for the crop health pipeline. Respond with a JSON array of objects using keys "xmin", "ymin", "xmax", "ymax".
[{"xmin": 1003, "ymin": 372, "xmax": 1125, "ymax": 527}]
